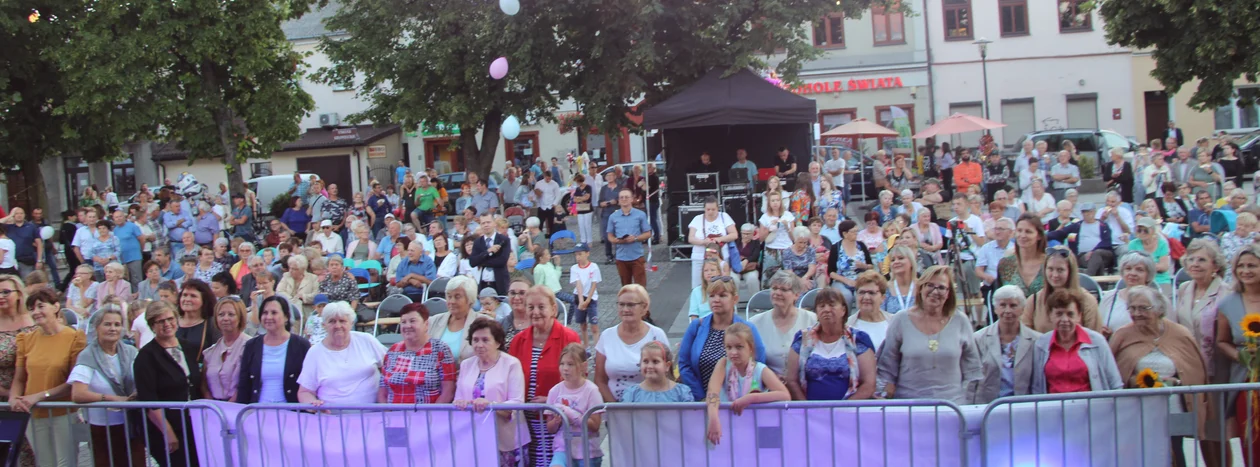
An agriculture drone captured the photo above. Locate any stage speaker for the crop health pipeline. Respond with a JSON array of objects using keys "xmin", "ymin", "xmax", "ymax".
[
  {"xmin": 722, "ymin": 196, "xmax": 750, "ymax": 230},
  {"xmin": 675, "ymin": 204, "xmax": 706, "ymax": 242}
]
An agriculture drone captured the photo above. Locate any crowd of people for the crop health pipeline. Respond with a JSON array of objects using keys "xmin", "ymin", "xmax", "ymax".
[{"xmin": 0, "ymin": 134, "xmax": 1259, "ymax": 466}]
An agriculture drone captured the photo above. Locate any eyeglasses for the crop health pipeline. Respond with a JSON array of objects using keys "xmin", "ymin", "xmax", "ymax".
[
  {"xmin": 616, "ymin": 302, "xmax": 644, "ymax": 308},
  {"xmin": 924, "ymin": 283, "xmax": 950, "ymax": 294},
  {"xmin": 1127, "ymin": 305, "xmax": 1154, "ymax": 313},
  {"xmin": 1136, "ymin": 227, "xmax": 1150, "ymax": 234},
  {"xmin": 0, "ymin": 289, "xmax": 14, "ymax": 296}
]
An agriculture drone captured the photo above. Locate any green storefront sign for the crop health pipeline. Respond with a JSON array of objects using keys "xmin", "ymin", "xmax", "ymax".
[{"xmin": 420, "ymin": 122, "xmax": 460, "ymax": 137}]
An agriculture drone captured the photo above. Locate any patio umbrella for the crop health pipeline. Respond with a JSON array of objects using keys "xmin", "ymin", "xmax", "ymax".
[
  {"xmin": 820, "ymin": 118, "xmax": 899, "ymax": 138},
  {"xmin": 912, "ymin": 113, "xmax": 1006, "ymax": 139}
]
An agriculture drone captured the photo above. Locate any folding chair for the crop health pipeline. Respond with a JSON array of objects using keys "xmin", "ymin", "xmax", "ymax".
[
  {"xmin": 1079, "ymin": 274, "xmax": 1102, "ymax": 304},
  {"xmin": 424, "ymin": 277, "xmax": 450, "ymax": 301},
  {"xmin": 377, "ymin": 333, "xmax": 404, "ymax": 346},
  {"xmin": 423, "ymin": 298, "xmax": 448, "ymax": 316},
  {"xmin": 796, "ymin": 288, "xmax": 821, "ymax": 311},
  {"xmin": 372, "ymin": 294, "xmax": 414, "ymax": 336},
  {"xmin": 743, "ymin": 290, "xmax": 774, "ymax": 320},
  {"xmin": 550, "ymin": 230, "xmax": 578, "ymax": 255}
]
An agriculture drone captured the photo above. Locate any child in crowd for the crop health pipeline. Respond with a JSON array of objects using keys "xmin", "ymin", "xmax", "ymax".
[
  {"xmin": 705, "ymin": 323, "xmax": 790, "ymax": 445},
  {"xmin": 175, "ymin": 257, "xmax": 196, "ymax": 288},
  {"xmin": 479, "ymin": 287, "xmax": 511, "ymax": 320},
  {"xmin": 568, "ymin": 244, "xmax": 601, "ymax": 346},
  {"xmin": 546, "ymin": 344, "xmax": 603, "ymax": 467},
  {"xmin": 621, "ymin": 341, "xmax": 693, "ymax": 403},
  {"xmin": 304, "ymin": 293, "xmax": 329, "ymax": 345},
  {"xmin": 533, "ymin": 246, "xmax": 563, "ymax": 292}
]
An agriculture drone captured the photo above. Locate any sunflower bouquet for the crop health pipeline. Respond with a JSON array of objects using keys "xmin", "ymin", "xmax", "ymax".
[
  {"xmin": 1136, "ymin": 368, "xmax": 1165, "ymax": 388},
  {"xmin": 1238, "ymin": 313, "xmax": 1260, "ymax": 383}
]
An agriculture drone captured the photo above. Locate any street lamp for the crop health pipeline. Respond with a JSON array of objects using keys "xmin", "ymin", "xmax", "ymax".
[{"xmin": 973, "ymin": 37, "xmax": 993, "ymax": 121}]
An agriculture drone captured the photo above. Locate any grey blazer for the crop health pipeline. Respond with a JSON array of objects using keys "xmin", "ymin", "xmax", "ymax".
[
  {"xmin": 1031, "ymin": 327, "xmax": 1124, "ymax": 394},
  {"xmin": 966, "ymin": 323, "xmax": 1040, "ymax": 404}
]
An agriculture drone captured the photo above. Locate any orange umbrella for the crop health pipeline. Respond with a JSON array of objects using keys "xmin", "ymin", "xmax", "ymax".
[
  {"xmin": 912, "ymin": 113, "xmax": 1006, "ymax": 139},
  {"xmin": 820, "ymin": 118, "xmax": 899, "ymax": 138}
]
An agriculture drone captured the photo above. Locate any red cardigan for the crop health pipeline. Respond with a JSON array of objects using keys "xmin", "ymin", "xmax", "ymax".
[{"xmin": 507, "ymin": 320, "xmax": 582, "ymax": 398}]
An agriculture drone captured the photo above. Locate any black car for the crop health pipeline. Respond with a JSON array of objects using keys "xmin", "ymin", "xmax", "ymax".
[{"xmin": 1235, "ymin": 130, "xmax": 1260, "ymax": 176}]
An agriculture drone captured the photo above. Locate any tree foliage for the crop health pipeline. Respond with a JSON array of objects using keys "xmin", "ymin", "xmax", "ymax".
[
  {"xmin": 57, "ymin": 0, "xmax": 318, "ymax": 196},
  {"xmin": 318, "ymin": 0, "xmax": 891, "ymax": 178},
  {"xmin": 1099, "ymin": 0, "xmax": 1260, "ymax": 110}
]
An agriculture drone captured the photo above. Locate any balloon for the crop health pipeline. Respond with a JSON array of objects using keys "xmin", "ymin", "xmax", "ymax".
[
  {"xmin": 502, "ymin": 116, "xmax": 521, "ymax": 140},
  {"xmin": 39, "ymin": 226, "xmax": 54, "ymax": 240},
  {"xmin": 489, "ymin": 57, "xmax": 509, "ymax": 80},
  {"xmin": 499, "ymin": 0, "xmax": 519, "ymax": 15}
]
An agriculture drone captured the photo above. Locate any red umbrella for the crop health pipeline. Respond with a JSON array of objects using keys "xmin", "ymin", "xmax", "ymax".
[{"xmin": 912, "ymin": 113, "xmax": 1006, "ymax": 139}]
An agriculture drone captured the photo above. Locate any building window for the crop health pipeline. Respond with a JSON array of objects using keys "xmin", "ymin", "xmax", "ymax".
[
  {"xmin": 819, "ymin": 109, "xmax": 858, "ymax": 148},
  {"xmin": 872, "ymin": 7, "xmax": 905, "ymax": 45},
  {"xmin": 1213, "ymin": 88, "xmax": 1260, "ymax": 130},
  {"xmin": 943, "ymin": 0, "xmax": 971, "ymax": 41},
  {"xmin": 999, "ymin": 0, "xmax": 1028, "ymax": 36},
  {"xmin": 875, "ymin": 105, "xmax": 915, "ymax": 150},
  {"xmin": 250, "ymin": 162, "xmax": 273, "ymax": 178},
  {"xmin": 813, "ymin": 14, "xmax": 845, "ymax": 48},
  {"xmin": 1058, "ymin": 0, "xmax": 1092, "ymax": 31},
  {"xmin": 110, "ymin": 155, "xmax": 137, "ymax": 198}
]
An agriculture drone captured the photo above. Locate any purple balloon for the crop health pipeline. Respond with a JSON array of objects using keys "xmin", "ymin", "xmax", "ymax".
[{"xmin": 489, "ymin": 57, "xmax": 509, "ymax": 80}]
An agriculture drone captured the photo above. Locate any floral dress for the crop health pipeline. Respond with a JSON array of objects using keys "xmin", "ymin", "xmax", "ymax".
[
  {"xmin": 790, "ymin": 190, "xmax": 813, "ymax": 223},
  {"xmin": 816, "ymin": 191, "xmax": 843, "ymax": 217},
  {"xmin": 831, "ymin": 245, "xmax": 864, "ymax": 291},
  {"xmin": 997, "ymin": 256, "xmax": 1044, "ymax": 297},
  {"xmin": 0, "ymin": 325, "xmax": 38, "ymax": 467},
  {"xmin": 780, "ymin": 246, "xmax": 816, "ymax": 278}
]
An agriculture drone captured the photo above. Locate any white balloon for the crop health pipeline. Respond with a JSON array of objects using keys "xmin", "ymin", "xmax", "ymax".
[
  {"xmin": 502, "ymin": 116, "xmax": 521, "ymax": 140},
  {"xmin": 499, "ymin": 0, "xmax": 519, "ymax": 15},
  {"xmin": 39, "ymin": 226, "xmax": 54, "ymax": 240}
]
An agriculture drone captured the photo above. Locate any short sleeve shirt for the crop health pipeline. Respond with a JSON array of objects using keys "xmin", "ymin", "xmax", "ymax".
[
  {"xmin": 688, "ymin": 213, "xmax": 735, "ymax": 260},
  {"xmin": 606, "ymin": 208, "xmax": 650, "ymax": 261},
  {"xmin": 569, "ymin": 262, "xmax": 602, "ymax": 300},
  {"xmin": 380, "ymin": 340, "xmax": 457, "ymax": 404}
]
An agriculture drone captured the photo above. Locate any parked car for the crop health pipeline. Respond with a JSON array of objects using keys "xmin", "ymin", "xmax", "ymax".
[
  {"xmin": 1234, "ymin": 130, "xmax": 1260, "ymax": 177},
  {"xmin": 437, "ymin": 171, "xmax": 500, "ymax": 212},
  {"xmin": 1006, "ymin": 129, "xmax": 1138, "ymax": 175},
  {"xmin": 247, "ymin": 173, "xmax": 320, "ymax": 217}
]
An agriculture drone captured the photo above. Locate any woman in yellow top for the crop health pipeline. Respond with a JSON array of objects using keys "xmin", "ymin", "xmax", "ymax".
[{"xmin": 11, "ymin": 287, "xmax": 87, "ymax": 467}]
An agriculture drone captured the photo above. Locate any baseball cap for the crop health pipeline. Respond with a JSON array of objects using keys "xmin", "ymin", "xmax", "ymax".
[
  {"xmin": 313, "ymin": 294, "xmax": 330, "ymax": 306},
  {"xmin": 574, "ymin": 243, "xmax": 591, "ymax": 252},
  {"xmin": 478, "ymin": 288, "xmax": 499, "ymax": 299},
  {"xmin": 320, "ymin": 219, "xmax": 332, "ymax": 228},
  {"xmin": 1079, "ymin": 202, "xmax": 1097, "ymax": 212},
  {"xmin": 1137, "ymin": 217, "xmax": 1159, "ymax": 229}
]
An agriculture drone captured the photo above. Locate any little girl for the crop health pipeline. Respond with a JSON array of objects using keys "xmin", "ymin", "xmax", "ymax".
[
  {"xmin": 621, "ymin": 341, "xmax": 693, "ymax": 402},
  {"xmin": 705, "ymin": 323, "xmax": 790, "ymax": 445},
  {"xmin": 546, "ymin": 344, "xmax": 603, "ymax": 467},
  {"xmin": 533, "ymin": 246, "xmax": 564, "ymax": 293}
]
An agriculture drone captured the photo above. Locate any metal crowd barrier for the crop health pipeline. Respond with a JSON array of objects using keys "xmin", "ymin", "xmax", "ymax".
[
  {"xmin": 980, "ymin": 382, "xmax": 1260, "ymax": 467},
  {"xmin": 583, "ymin": 399, "xmax": 968, "ymax": 467},
  {"xmin": 0, "ymin": 401, "xmax": 565, "ymax": 467}
]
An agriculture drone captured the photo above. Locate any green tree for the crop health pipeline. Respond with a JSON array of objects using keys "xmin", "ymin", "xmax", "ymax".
[
  {"xmin": 318, "ymin": 0, "xmax": 889, "ymax": 178},
  {"xmin": 56, "ymin": 0, "xmax": 317, "ymax": 197},
  {"xmin": 1099, "ymin": 0, "xmax": 1260, "ymax": 109},
  {"xmin": 1, "ymin": 1, "xmax": 136, "ymax": 211}
]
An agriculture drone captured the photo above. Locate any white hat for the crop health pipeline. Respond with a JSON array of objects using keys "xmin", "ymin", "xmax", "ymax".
[{"xmin": 320, "ymin": 220, "xmax": 332, "ymax": 228}]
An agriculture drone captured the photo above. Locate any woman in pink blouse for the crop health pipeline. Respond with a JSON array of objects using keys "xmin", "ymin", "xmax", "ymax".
[
  {"xmin": 202, "ymin": 297, "xmax": 252, "ymax": 401},
  {"xmin": 93, "ymin": 262, "xmax": 133, "ymax": 309},
  {"xmin": 454, "ymin": 319, "xmax": 529, "ymax": 466}
]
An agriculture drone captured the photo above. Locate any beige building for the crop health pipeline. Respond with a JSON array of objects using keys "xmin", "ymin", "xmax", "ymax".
[{"xmin": 1131, "ymin": 52, "xmax": 1260, "ymax": 145}]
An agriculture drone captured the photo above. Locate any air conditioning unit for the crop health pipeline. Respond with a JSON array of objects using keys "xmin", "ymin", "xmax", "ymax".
[{"xmin": 319, "ymin": 113, "xmax": 341, "ymax": 127}]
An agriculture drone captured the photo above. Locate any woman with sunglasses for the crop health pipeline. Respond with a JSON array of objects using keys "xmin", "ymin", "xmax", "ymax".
[
  {"xmin": 1022, "ymin": 245, "xmax": 1100, "ymax": 333},
  {"xmin": 679, "ymin": 276, "xmax": 767, "ymax": 401},
  {"xmin": 1128, "ymin": 217, "xmax": 1173, "ymax": 297},
  {"xmin": 749, "ymin": 271, "xmax": 817, "ymax": 378},
  {"xmin": 997, "ymin": 214, "xmax": 1048, "ymax": 298},
  {"xmin": 201, "ymin": 296, "xmax": 252, "ymax": 401},
  {"xmin": 876, "ymin": 266, "xmax": 982, "ymax": 403}
]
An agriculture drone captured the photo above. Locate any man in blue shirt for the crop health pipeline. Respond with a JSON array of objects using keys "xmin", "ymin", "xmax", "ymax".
[
  {"xmin": 605, "ymin": 188, "xmax": 651, "ymax": 287},
  {"xmin": 152, "ymin": 246, "xmax": 184, "ymax": 281},
  {"xmin": 162, "ymin": 200, "xmax": 194, "ymax": 258},
  {"xmin": 394, "ymin": 242, "xmax": 436, "ymax": 299},
  {"xmin": 395, "ymin": 160, "xmax": 408, "ymax": 187},
  {"xmin": 230, "ymin": 194, "xmax": 256, "ymax": 242},
  {"xmin": 730, "ymin": 149, "xmax": 757, "ymax": 184},
  {"xmin": 376, "ymin": 219, "xmax": 403, "ymax": 261},
  {"xmin": 110, "ymin": 210, "xmax": 145, "ymax": 288},
  {"xmin": 0, "ymin": 207, "xmax": 43, "ymax": 279},
  {"xmin": 470, "ymin": 180, "xmax": 499, "ymax": 215}
]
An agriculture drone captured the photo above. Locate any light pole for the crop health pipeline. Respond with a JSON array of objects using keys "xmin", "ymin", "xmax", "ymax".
[{"xmin": 973, "ymin": 38, "xmax": 993, "ymax": 121}]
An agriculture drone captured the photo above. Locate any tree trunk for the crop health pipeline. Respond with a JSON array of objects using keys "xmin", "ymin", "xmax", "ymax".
[
  {"xmin": 22, "ymin": 157, "xmax": 48, "ymax": 213},
  {"xmin": 460, "ymin": 109, "xmax": 503, "ymax": 179},
  {"xmin": 200, "ymin": 60, "xmax": 246, "ymax": 198}
]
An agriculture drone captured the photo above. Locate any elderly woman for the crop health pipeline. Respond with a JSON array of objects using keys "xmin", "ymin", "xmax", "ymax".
[
  {"xmin": 998, "ymin": 214, "xmax": 1049, "ymax": 297},
  {"xmin": 967, "ymin": 285, "xmax": 1041, "ymax": 404},
  {"xmin": 735, "ymin": 224, "xmax": 764, "ymax": 297},
  {"xmin": 876, "ymin": 266, "xmax": 982, "ymax": 403},
  {"xmin": 857, "ymin": 211, "xmax": 886, "ymax": 251},
  {"xmin": 1222, "ymin": 212, "xmax": 1259, "ymax": 280},
  {"xmin": 11, "ymin": 288, "xmax": 87, "ymax": 467},
  {"xmin": 848, "ymin": 271, "xmax": 893, "ymax": 349},
  {"xmin": 679, "ymin": 277, "xmax": 767, "ymax": 401},
  {"xmin": 201, "ymin": 297, "xmax": 252, "ymax": 401},
  {"xmin": 883, "ymin": 246, "xmax": 919, "ymax": 314},
  {"xmin": 871, "ymin": 190, "xmax": 902, "ymax": 226},
  {"xmin": 319, "ymin": 256, "xmax": 360, "ymax": 309},
  {"xmin": 345, "ymin": 224, "xmax": 379, "ymax": 262},
  {"xmin": 134, "ymin": 301, "xmax": 201, "ymax": 467},
  {"xmin": 1099, "ymin": 252, "xmax": 1159, "ymax": 337},
  {"xmin": 749, "ymin": 271, "xmax": 818, "ymax": 378},
  {"xmin": 297, "ymin": 301, "xmax": 387, "ymax": 405},
  {"xmin": 95, "ymin": 261, "xmax": 134, "ymax": 307},
  {"xmin": 500, "ymin": 278, "xmax": 532, "ymax": 343},
  {"xmin": 431, "ymin": 276, "xmax": 491, "ymax": 361},
  {"xmin": 379, "ymin": 303, "xmax": 455, "ymax": 404},
  {"xmin": 69, "ymin": 305, "xmax": 146, "ymax": 467},
  {"xmin": 210, "ymin": 238, "xmax": 233, "ymax": 270},
  {"xmin": 911, "ymin": 208, "xmax": 944, "ymax": 264},
  {"xmin": 1030, "ymin": 289, "xmax": 1123, "ymax": 394},
  {"xmin": 507, "ymin": 286, "xmax": 581, "ymax": 467},
  {"xmin": 594, "ymin": 284, "xmax": 668, "ymax": 402},
  {"xmin": 1110, "ymin": 285, "xmax": 1215, "ymax": 465},
  {"xmin": 238, "ymin": 296, "xmax": 309, "ymax": 404},
  {"xmin": 454, "ymin": 319, "xmax": 529, "ymax": 465},
  {"xmin": 229, "ymin": 241, "xmax": 256, "ymax": 284},
  {"xmin": 137, "ymin": 260, "xmax": 166, "ymax": 301},
  {"xmin": 1175, "ymin": 239, "xmax": 1226, "ymax": 368},
  {"xmin": 829, "ymin": 220, "xmax": 873, "ymax": 304},
  {"xmin": 193, "ymin": 248, "xmax": 222, "ymax": 283},
  {"xmin": 780, "ymin": 226, "xmax": 818, "ymax": 280},
  {"xmin": 277, "ymin": 255, "xmax": 319, "ymax": 308},
  {"xmin": 1128, "ymin": 217, "xmax": 1174, "ymax": 296},
  {"xmin": 784, "ymin": 287, "xmax": 875, "ymax": 401},
  {"xmin": 1022, "ymin": 246, "xmax": 1100, "ymax": 333}
]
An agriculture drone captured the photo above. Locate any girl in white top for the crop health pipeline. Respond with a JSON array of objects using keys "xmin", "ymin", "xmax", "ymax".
[
  {"xmin": 759, "ymin": 191, "xmax": 796, "ymax": 270},
  {"xmin": 1025, "ymin": 179, "xmax": 1057, "ymax": 224},
  {"xmin": 595, "ymin": 284, "xmax": 670, "ymax": 401},
  {"xmin": 296, "ymin": 302, "xmax": 388, "ymax": 405},
  {"xmin": 688, "ymin": 197, "xmax": 737, "ymax": 289},
  {"xmin": 0, "ymin": 225, "xmax": 15, "ymax": 271}
]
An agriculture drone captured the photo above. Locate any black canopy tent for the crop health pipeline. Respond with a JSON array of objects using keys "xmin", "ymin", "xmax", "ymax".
[{"xmin": 642, "ymin": 68, "xmax": 816, "ymax": 241}]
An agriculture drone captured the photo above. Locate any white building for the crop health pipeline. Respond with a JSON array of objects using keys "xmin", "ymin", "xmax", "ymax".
[{"xmin": 924, "ymin": 0, "xmax": 1135, "ymax": 148}]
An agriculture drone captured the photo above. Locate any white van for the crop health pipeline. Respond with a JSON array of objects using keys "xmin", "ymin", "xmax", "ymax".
[{"xmin": 247, "ymin": 174, "xmax": 320, "ymax": 217}]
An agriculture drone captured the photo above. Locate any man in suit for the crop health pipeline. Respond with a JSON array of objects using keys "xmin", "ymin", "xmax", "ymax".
[
  {"xmin": 468, "ymin": 213, "xmax": 510, "ymax": 295},
  {"xmin": 1166, "ymin": 120, "xmax": 1185, "ymax": 148}
]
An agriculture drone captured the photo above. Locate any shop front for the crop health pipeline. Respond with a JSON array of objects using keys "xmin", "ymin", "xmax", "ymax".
[{"xmin": 790, "ymin": 69, "xmax": 931, "ymax": 156}]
